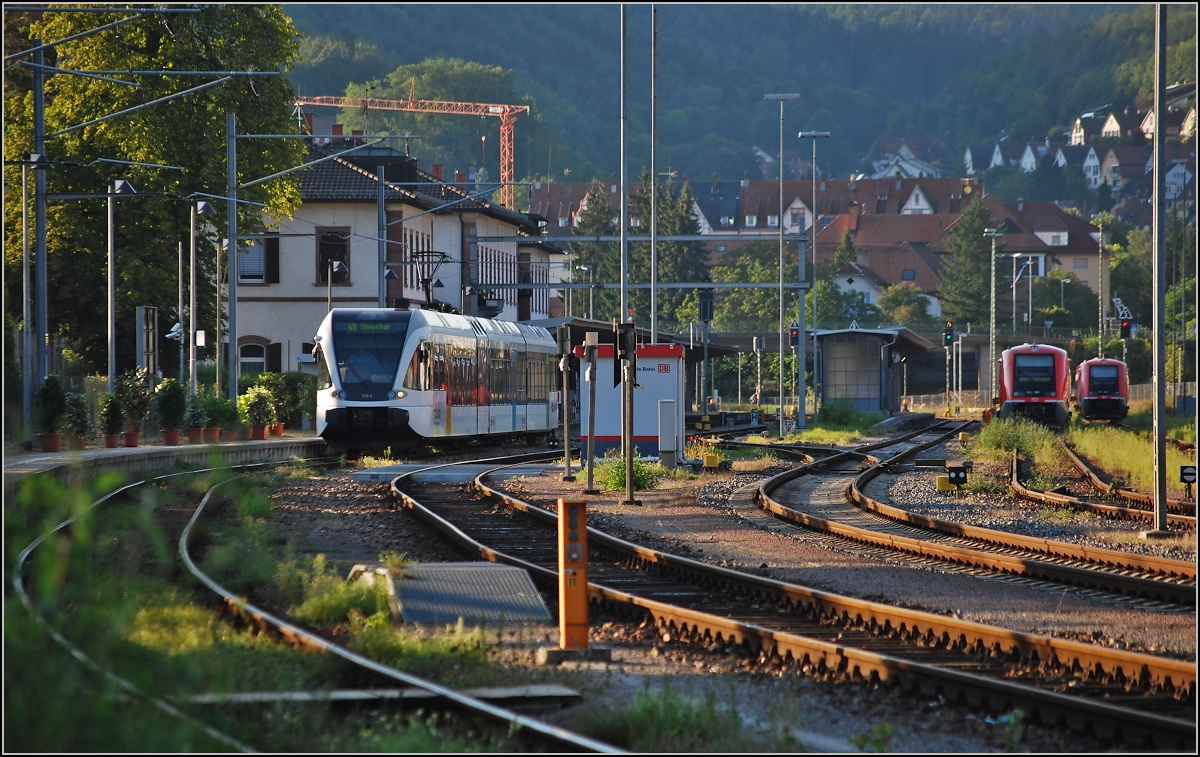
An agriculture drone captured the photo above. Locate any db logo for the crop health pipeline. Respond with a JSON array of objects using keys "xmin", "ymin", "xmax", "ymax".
[{"xmin": 657, "ymin": 364, "xmax": 670, "ymax": 373}]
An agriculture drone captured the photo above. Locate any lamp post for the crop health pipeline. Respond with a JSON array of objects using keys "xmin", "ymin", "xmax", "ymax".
[
  {"xmin": 327, "ymin": 259, "xmax": 348, "ymax": 312},
  {"xmin": 797, "ymin": 130, "xmax": 829, "ymax": 427},
  {"xmin": 107, "ymin": 179, "xmax": 137, "ymax": 392},
  {"xmin": 1060, "ymin": 277, "xmax": 1072, "ymax": 309},
  {"xmin": 575, "ymin": 265, "xmax": 593, "ymax": 319},
  {"xmin": 983, "ymin": 227, "xmax": 1004, "ymax": 404},
  {"xmin": 189, "ymin": 200, "xmax": 215, "ymax": 395},
  {"xmin": 765, "ymin": 93, "xmax": 798, "ymax": 428},
  {"xmin": 1012, "ymin": 253, "xmax": 1021, "ymax": 335}
]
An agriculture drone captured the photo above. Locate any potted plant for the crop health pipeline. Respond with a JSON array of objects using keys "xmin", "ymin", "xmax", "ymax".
[
  {"xmin": 155, "ymin": 378, "xmax": 186, "ymax": 446},
  {"xmin": 203, "ymin": 391, "xmax": 235, "ymax": 442},
  {"xmin": 255, "ymin": 372, "xmax": 288, "ymax": 435},
  {"xmin": 98, "ymin": 393, "xmax": 124, "ymax": 448},
  {"xmin": 184, "ymin": 393, "xmax": 208, "ymax": 444},
  {"xmin": 63, "ymin": 392, "xmax": 91, "ymax": 450},
  {"xmin": 285, "ymin": 370, "xmax": 317, "ymax": 431},
  {"xmin": 242, "ymin": 386, "xmax": 275, "ymax": 440},
  {"xmin": 33, "ymin": 375, "xmax": 66, "ymax": 452},
  {"xmin": 116, "ymin": 368, "xmax": 152, "ymax": 447}
]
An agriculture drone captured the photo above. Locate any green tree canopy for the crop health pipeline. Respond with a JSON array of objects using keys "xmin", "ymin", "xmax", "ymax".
[
  {"xmin": 938, "ymin": 197, "xmax": 1001, "ymax": 328},
  {"xmin": 4, "ymin": 6, "xmax": 304, "ymax": 376},
  {"xmin": 877, "ymin": 283, "xmax": 933, "ymax": 327}
]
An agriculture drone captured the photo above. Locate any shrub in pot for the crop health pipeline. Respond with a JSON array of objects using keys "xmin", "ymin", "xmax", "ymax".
[
  {"xmin": 98, "ymin": 393, "xmax": 124, "ymax": 447},
  {"xmin": 184, "ymin": 393, "xmax": 208, "ymax": 442},
  {"xmin": 116, "ymin": 368, "xmax": 152, "ymax": 443},
  {"xmin": 155, "ymin": 378, "xmax": 186, "ymax": 445},
  {"xmin": 34, "ymin": 375, "xmax": 66, "ymax": 451},
  {"xmin": 63, "ymin": 392, "xmax": 91, "ymax": 450},
  {"xmin": 243, "ymin": 386, "xmax": 275, "ymax": 439}
]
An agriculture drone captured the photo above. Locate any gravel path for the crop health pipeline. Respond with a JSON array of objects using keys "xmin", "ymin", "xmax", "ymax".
[{"xmin": 262, "ymin": 456, "xmax": 1195, "ymax": 753}]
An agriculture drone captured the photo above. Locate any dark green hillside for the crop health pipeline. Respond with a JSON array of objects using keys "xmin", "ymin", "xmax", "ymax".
[{"xmin": 284, "ymin": 4, "xmax": 1161, "ymax": 182}]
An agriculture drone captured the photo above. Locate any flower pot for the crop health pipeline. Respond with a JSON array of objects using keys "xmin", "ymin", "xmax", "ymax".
[
  {"xmin": 270, "ymin": 422, "xmax": 285, "ymax": 436},
  {"xmin": 122, "ymin": 431, "xmax": 141, "ymax": 447},
  {"xmin": 162, "ymin": 429, "xmax": 182, "ymax": 446},
  {"xmin": 38, "ymin": 433, "xmax": 63, "ymax": 453},
  {"xmin": 66, "ymin": 433, "xmax": 87, "ymax": 451},
  {"xmin": 202, "ymin": 427, "xmax": 221, "ymax": 443},
  {"xmin": 250, "ymin": 424, "xmax": 268, "ymax": 440},
  {"xmin": 223, "ymin": 429, "xmax": 239, "ymax": 441},
  {"xmin": 103, "ymin": 434, "xmax": 121, "ymax": 448},
  {"xmin": 188, "ymin": 428, "xmax": 204, "ymax": 444}
]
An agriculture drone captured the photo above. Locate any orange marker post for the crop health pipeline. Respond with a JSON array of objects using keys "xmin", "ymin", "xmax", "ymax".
[{"xmin": 557, "ymin": 498, "xmax": 589, "ymax": 649}]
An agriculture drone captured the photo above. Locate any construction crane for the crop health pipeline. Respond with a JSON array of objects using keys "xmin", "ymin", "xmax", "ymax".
[{"xmin": 295, "ymin": 85, "xmax": 529, "ymax": 209}]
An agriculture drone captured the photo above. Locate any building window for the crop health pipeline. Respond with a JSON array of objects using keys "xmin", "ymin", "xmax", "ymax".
[
  {"xmin": 767, "ymin": 214, "xmax": 779, "ymax": 228},
  {"xmin": 558, "ymin": 217, "xmax": 569, "ymax": 227},
  {"xmin": 317, "ymin": 228, "xmax": 350, "ymax": 285},
  {"xmin": 1051, "ymin": 234, "xmax": 1064, "ymax": 245},
  {"xmin": 902, "ymin": 269, "xmax": 915, "ymax": 281},
  {"xmin": 791, "ymin": 209, "xmax": 804, "ymax": 228},
  {"xmin": 1073, "ymin": 257, "xmax": 1089, "ymax": 271},
  {"xmin": 239, "ymin": 238, "xmax": 264, "ymax": 282},
  {"xmin": 745, "ymin": 215, "xmax": 757, "ymax": 228},
  {"xmin": 715, "ymin": 245, "xmax": 726, "ymax": 253},
  {"xmin": 240, "ymin": 343, "xmax": 266, "ymax": 377}
]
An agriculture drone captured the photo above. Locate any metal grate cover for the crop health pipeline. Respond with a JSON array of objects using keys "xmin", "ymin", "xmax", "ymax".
[{"xmin": 394, "ymin": 563, "xmax": 551, "ymax": 624}]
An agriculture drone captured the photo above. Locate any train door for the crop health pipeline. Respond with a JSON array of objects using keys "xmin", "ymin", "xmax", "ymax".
[
  {"xmin": 487, "ymin": 344, "xmax": 510, "ymax": 435},
  {"xmin": 476, "ymin": 337, "xmax": 491, "ymax": 435},
  {"xmin": 511, "ymin": 349, "xmax": 525, "ymax": 433}
]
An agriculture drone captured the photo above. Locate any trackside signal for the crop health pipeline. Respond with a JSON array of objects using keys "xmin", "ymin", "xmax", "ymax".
[
  {"xmin": 1119, "ymin": 320, "xmax": 1132, "ymax": 339},
  {"xmin": 943, "ymin": 321, "xmax": 954, "ymax": 346}
]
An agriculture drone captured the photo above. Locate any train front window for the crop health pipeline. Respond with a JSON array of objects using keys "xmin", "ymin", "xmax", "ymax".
[
  {"xmin": 330, "ymin": 311, "xmax": 411, "ymax": 400},
  {"xmin": 1013, "ymin": 354, "xmax": 1055, "ymax": 396},
  {"xmin": 1089, "ymin": 365, "xmax": 1119, "ymax": 394}
]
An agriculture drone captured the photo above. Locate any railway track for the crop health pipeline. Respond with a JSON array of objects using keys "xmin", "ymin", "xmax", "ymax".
[
  {"xmin": 13, "ymin": 454, "xmax": 620, "ymax": 754},
  {"xmin": 388, "ymin": 452, "xmax": 1196, "ymax": 750},
  {"xmin": 755, "ymin": 424, "xmax": 1197, "ymax": 606}
]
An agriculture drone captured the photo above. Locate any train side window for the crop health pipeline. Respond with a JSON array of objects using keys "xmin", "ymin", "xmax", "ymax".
[{"xmin": 314, "ymin": 345, "xmax": 332, "ymax": 390}]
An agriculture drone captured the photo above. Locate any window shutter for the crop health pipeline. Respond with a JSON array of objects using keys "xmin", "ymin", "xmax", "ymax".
[
  {"xmin": 265, "ymin": 235, "xmax": 280, "ymax": 283},
  {"xmin": 267, "ymin": 342, "xmax": 282, "ymax": 373}
]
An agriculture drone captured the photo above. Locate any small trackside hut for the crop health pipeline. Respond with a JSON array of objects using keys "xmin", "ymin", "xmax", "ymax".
[{"xmin": 576, "ymin": 342, "xmax": 686, "ymax": 457}]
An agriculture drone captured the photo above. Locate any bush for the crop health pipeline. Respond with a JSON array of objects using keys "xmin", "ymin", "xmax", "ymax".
[
  {"xmin": 154, "ymin": 378, "xmax": 187, "ymax": 430},
  {"xmin": 283, "ymin": 371, "xmax": 317, "ymax": 423},
  {"xmin": 977, "ymin": 417, "xmax": 1058, "ymax": 458},
  {"xmin": 202, "ymin": 390, "xmax": 236, "ymax": 429},
  {"xmin": 253, "ymin": 372, "xmax": 290, "ymax": 422},
  {"xmin": 115, "ymin": 368, "xmax": 152, "ymax": 431},
  {"xmin": 240, "ymin": 386, "xmax": 276, "ymax": 426},
  {"xmin": 33, "ymin": 375, "xmax": 66, "ymax": 434},
  {"xmin": 98, "ymin": 393, "xmax": 124, "ymax": 435},
  {"xmin": 595, "ymin": 453, "xmax": 666, "ymax": 491},
  {"xmin": 183, "ymin": 393, "xmax": 208, "ymax": 429},
  {"xmin": 818, "ymin": 399, "xmax": 883, "ymax": 429},
  {"xmin": 63, "ymin": 392, "xmax": 91, "ymax": 437}
]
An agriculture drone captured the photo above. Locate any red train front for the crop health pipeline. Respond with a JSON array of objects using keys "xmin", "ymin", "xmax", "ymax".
[
  {"xmin": 996, "ymin": 343, "xmax": 1071, "ymax": 429},
  {"xmin": 1074, "ymin": 357, "xmax": 1129, "ymax": 422}
]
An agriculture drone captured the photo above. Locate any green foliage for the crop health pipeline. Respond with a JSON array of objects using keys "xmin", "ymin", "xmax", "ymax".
[
  {"xmin": 850, "ymin": 722, "xmax": 894, "ymax": 752},
  {"xmin": 939, "ymin": 197, "xmax": 1002, "ymax": 326},
  {"xmin": 239, "ymin": 385, "xmax": 277, "ymax": 426},
  {"xmin": 63, "ymin": 391, "xmax": 91, "ymax": 437},
  {"xmin": 827, "ymin": 229, "xmax": 857, "ymax": 279},
  {"xmin": 236, "ymin": 489, "xmax": 273, "ymax": 520},
  {"xmin": 818, "ymin": 399, "xmax": 884, "ymax": 430},
  {"xmin": 201, "ymin": 389, "xmax": 236, "ymax": 429},
  {"xmin": 154, "ymin": 377, "xmax": 186, "ymax": 430},
  {"xmin": 183, "ymin": 393, "xmax": 208, "ymax": 429},
  {"xmin": 379, "ymin": 550, "xmax": 416, "ymax": 577},
  {"xmin": 595, "ymin": 454, "xmax": 667, "ymax": 492},
  {"xmin": 33, "ymin": 374, "xmax": 66, "ymax": 434},
  {"xmin": 877, "ymin": 282, "xmax": 933, "ymax": 327},
  {"xmin": 98, "ymin": 393, "xmax": 124, "ymax": 435},
  {"xmin": 115, "ymin": 368, "xmax": 152, "ymax": 430},
  {"xmin": 978, "ymin": 417, "xmax": 1058, "ymax": 458}
]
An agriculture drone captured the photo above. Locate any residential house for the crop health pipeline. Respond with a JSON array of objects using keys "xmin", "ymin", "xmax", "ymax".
[
  {"xmin": 1100, "ymin": 108, "xmax": 1145, "ymax": 141},
  {"xmin": 1069, "ymin": 108, "xmax": 1110, "ymax": 145},
  {"xmin": 862, "ymin": 135, "xmax": 953, "ymax": 179},
  {"xmin": 1140, "ymin": 107, "xmax": 1188, "ymax": 142},
  {"xmin": 1183, "ymin": 107, "xmax": 1197, "ymax": 141},
  {"xmin": 1018, "ymin": 140, "xmax": 1063, "ymax": 173},
  {"xmin": 1099, "ymin": 144, "xmax": 1152, "ymax": 192},
  {"xmin": 989, "ymin": 140, "xmax": 1027, "ymax": 170},
  {"xmin": 962, "ymin": 144, "xmax": 993, "ymax": 175},
  {"xmin": 235, "ymin": 133, "xmax": 562, "ymax": 376}
]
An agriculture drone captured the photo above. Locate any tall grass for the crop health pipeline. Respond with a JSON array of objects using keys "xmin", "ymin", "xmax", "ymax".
[
  {"xmin": 977, "ymin": 418, "xmax": 1059, "ymax": 458},
  {"xmin": 1069, "ymin": 426, "xmax": 1194, "ymax": 498},
  {"xmin": 595, "ymin": 454, "xmax": 668, "ymax": 491}
]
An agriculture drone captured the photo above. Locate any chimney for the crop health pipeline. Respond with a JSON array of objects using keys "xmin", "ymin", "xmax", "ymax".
[
  {"xmin": 610, "ymin": 174, "xmax": 617, "ymax": 193},
  {"xmin": 742, "ymin": 171, "xmax": 750, "ymax": 188},
  {"xmin": 351, "ymin": 128, "xmax": 363, "ymax": 145},
  {"xmin": 431, "ymin": 164, "xmax": 444, "ymax": 181},
  {"xmin": 455, "ymin": 171, "xmax": 467, "ymax": 186},
  {"xmin": 1017, "ymin": 197, "xmax": 1024, "ymax": 212},
  {"xmin": 712, "ymin": 172, "xmax": 719, "ymax": 189},
  {"xmin": 331, "ymin": 123, "xmax": 343, "ymax": 136},
  {"xmin": 534, "ymin": 172, "xmax": 542, "ymax": 190},
  {"xmin": 849, "ymin": 203, "xmax": 860, "ymax": 230}
]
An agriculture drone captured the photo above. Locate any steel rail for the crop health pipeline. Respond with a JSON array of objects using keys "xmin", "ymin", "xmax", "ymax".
[
  {"xmin": 1061, "ymin": 442, "xmax": 1195, "ymax": 515},
  {"xmin": 177, "ymin": 450, "xmax": 621, "ymax": 754},
  {"xmin": 382, "ymin": 455, "xmax": 1195, "ymax": 749}
]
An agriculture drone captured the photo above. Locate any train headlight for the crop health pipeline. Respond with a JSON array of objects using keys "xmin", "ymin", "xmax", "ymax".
[
  {"xmin": 330, "ymin": 389, "xmax": 344, "ymax": 398},
  {"xmin": 391, "ymin": 390, "xmax": 406, "ymax": 399}
]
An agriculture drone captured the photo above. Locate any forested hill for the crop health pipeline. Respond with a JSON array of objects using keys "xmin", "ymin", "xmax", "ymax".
[{"xmin": 283, "ymin": 4, "xmax": 1193, "ymax": 183}]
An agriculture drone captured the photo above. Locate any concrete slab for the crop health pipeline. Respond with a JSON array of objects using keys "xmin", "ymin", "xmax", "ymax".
[{"xmin": 360, "ymin": 562, "xmax": 552, "ymax": 625}]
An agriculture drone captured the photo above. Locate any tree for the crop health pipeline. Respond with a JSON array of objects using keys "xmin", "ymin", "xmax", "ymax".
[
  {"xmin": 569, "ymin": 179, "xmax": 617, "ymax": 321},
  {"xmin": 625, "ymin": 170, "xmax": 709, "ymax": 326},
  {"xmin": 826, "ymin": 230, "xmax": 857, "ymax": 278},
  {"xmin": 877, "ymin": 283, "xmax": 933, "ymax": 326},
  {"xmin": 709, "ymin": 240, "xmax": 802, "ymax": 330},
  {"xmin": 1109, "ymin": 229, "xmax": 1152, "ymax": 323},
  {"xmin": 938, "ymin": 197, "xmax": 1001, "ymax": 327},
  {"xmin": 4, "ymin": 7, "xmax": 305, "ymax": 376}
]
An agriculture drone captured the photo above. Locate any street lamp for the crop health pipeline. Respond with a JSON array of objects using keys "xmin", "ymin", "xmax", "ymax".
[
  {"xmin": 108, "ymin": 179, "xmax": 137, "ymax": 393},
  {"xmin": 189, "ymin": 199, "xmax": 216, "ymax": 395},
  {"xmin": 983, "ymin": 227, "xmax": 1004, "ymax": 404},
  {"xmin": 797, "ymin": 130, "xmax": 829, "ymax": 427},
  {"xmin": 765, "ymin": 93, "xmax": 798, "ymax": 428},
  {"xmin": 575, "ymin": 264, "xmax": 594, "ymax": 319},
  {"xmin": 1060, "ymin": 277, "xmax": 1072, "ymax": 309},
  {"xmin": 1012, "ymin": 253, "xmax": 1021, "ymax": 335},
  {"xmin": 327, "ymin": 259, "xmax": 348, "ymax": 312}
]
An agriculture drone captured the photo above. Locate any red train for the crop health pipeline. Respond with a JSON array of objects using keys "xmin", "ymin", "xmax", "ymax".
[
  {"xmin": 996, "ymin": 343, "xmax": 1071, "ymax": 429},
  {"xmin": 1073, "ymin": 357, "xmax": 1129, "ymax": 422}
]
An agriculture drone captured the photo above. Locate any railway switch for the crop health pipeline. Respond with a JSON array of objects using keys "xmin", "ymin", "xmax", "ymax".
[{"xmin": 557, "ymin": 499, "xmax": 590, "ymax": 649}]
